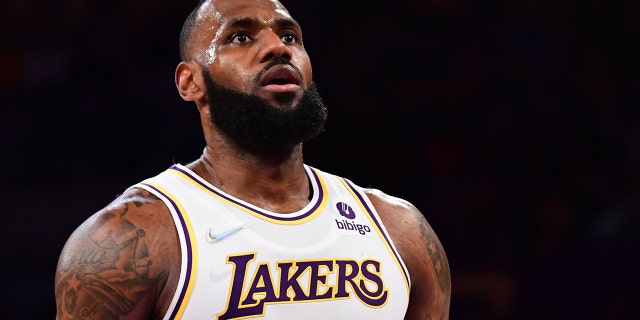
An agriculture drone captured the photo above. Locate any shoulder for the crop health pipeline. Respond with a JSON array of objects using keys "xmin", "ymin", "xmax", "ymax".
[
  {"xmin": 363, "ymin": 188, "xmax": 418, "ymax": 221},
  {"xmin": 55, "ymin": 187, "xmax": 180, "ymax": 319},
  {"xmin": 362, "ymin": 188, "xmax": 428, "ymax": 249},
  {"xmin": 62, "ymin": 187, "xmax": 176, "ymax": 252},
  {"xmin": 362, "ymin": 188, "xmax": 435, "ymax": 262},
  {"xmin": 363, "ymin": 188, "xmax": 451, "ymax": 320}
]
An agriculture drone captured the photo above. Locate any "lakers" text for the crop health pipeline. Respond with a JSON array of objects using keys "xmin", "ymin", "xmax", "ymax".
[{"xmin": 218, "ymin": 253, "xmax": 388, "ymax": 319}]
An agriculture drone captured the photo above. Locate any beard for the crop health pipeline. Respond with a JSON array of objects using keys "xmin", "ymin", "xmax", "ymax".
[{"xmin": 201, "ymin": 67, "xmax": 328, "ymax": 149}]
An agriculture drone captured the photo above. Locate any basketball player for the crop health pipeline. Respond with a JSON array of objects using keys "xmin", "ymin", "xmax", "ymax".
[{"xmin": 54, "ymin": 0, "xmax": 451, "ymax": 319}]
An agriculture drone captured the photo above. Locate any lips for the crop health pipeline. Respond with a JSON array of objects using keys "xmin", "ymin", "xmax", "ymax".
[{"xmin": 260, "ymin": 64, "xmax": 301, "ymax": 87}]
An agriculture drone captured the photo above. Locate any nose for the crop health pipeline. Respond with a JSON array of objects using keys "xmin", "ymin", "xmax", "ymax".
[{"xmin": 257, "ymin": 30, "xmax": 292, "ymax": 63}]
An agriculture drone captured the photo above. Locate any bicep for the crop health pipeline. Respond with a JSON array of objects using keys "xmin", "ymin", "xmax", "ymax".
[
  {"xmin": 405, "ymin": 211, "xmax": 451, "ymax": 320},
  {"xmin": 55, "ymin": 190, "xmax": 174, "ymax": 320}
]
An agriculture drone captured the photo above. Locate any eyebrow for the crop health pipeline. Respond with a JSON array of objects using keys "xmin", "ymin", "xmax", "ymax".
[{"xmin": 225, "ymin": 17, "xmax": 302, "ymax": 31}]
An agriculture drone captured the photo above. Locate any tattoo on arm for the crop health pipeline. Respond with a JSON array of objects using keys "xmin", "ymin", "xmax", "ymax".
[
  {"xmin": 418, "ymin": 214, "xmax": 451, "ymax": 320},
  {"xmin": 56, "ymin": 189, "xmax": 165, "ymax": 319}
]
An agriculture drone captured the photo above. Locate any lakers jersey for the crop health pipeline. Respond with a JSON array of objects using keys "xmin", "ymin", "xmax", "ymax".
[{"xmin": 133, "ymin": 164, "xmax": 410, "ymax": 320}]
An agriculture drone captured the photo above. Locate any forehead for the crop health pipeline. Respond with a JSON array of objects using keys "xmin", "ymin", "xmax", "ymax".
[{"xmin": 198, "ymin": 0, "xmax": 293, "ymax": 26}]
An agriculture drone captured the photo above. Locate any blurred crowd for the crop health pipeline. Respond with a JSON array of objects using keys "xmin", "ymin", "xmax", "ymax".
[{"xmin": 1, "ymin": 0, "xmax": 638, "ymax": 319}]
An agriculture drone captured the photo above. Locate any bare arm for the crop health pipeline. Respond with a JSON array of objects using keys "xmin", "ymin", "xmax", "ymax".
[
  {"xmin": 55, "ymin": 188, "xmax": 180, "ymax": 320},
  {"xmin": 366, "ymin": 189, "xmax": 451, "ymax": 320}
]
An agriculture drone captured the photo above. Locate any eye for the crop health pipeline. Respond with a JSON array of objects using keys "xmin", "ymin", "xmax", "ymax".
[
  {"xmin": 281, "ymin": 33, "xmax": 297, "ymax": 44},
  {"xmin": 230, "ymin": 32, "xmax": 252, "ymax": 44}
]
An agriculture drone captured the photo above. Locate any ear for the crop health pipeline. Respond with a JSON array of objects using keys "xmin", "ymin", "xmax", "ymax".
[{"xmin": 175, "ymin": 62, "xmax": 205, "ymax": 101}]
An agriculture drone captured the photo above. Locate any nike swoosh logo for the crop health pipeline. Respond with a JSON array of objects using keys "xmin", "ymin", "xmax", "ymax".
[{"xmin": 206, "ymin": 223, "xmax": 249, "ymax": 243}]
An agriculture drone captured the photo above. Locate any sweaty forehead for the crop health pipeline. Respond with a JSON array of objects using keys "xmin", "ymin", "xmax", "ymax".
[{"xmin": 198, "ymin": 0, "xmax": 292, "ymax": 26}]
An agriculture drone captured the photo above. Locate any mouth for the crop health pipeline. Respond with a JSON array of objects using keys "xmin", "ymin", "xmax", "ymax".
[{"xmin": 259, "ymin": 64, "xmax": 301, "ymax": 92}]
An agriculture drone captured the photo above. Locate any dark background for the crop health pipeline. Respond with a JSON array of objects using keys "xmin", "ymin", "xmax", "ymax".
[{"xmin": 1, "ymin": 0, "xmax": 639, "ymax": 319}]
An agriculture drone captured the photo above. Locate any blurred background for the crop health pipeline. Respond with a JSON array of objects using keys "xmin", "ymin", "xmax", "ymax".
[{"xmin": 1, "ymin": 0, "xmax": 639, "ymax": 319}]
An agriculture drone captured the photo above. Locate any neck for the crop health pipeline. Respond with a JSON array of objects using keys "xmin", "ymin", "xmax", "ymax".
[{"xmin": 187, "ymin": 140, "xmax": 311, "ymax": 213}]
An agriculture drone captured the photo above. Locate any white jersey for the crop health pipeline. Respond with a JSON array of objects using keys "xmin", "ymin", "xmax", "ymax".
[{"xmin": 133, "ymin": 164, "xmax": 410, "ymax": 320}]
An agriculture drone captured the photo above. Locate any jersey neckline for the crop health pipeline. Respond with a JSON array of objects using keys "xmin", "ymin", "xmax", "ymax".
[{"xmin": 167, "ymin": 164, "xmax": 327, "ymax": 224}]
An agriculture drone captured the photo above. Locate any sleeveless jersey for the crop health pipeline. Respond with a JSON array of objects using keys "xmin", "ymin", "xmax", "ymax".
[{"xmin": 133, "ymin": 164, "xmax": 410, "ymax": 320}]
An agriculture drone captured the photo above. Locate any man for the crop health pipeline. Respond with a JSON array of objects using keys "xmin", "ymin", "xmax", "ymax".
[{"xmin": 54, "ymin": 0, "xmax": 451, "ymax": 319}]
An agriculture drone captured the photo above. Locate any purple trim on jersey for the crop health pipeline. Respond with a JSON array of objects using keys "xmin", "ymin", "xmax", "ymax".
[
  {"xmin": 341, "ymin": 178, "xmax": 410, "ymax": 286},
  {"xmin": 140, "ymin": 183, "xmax": 192, "ymax": 320},
  {"xmin": 169, "ymin": 165, "xmax": 324, "ymax": 222}
]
